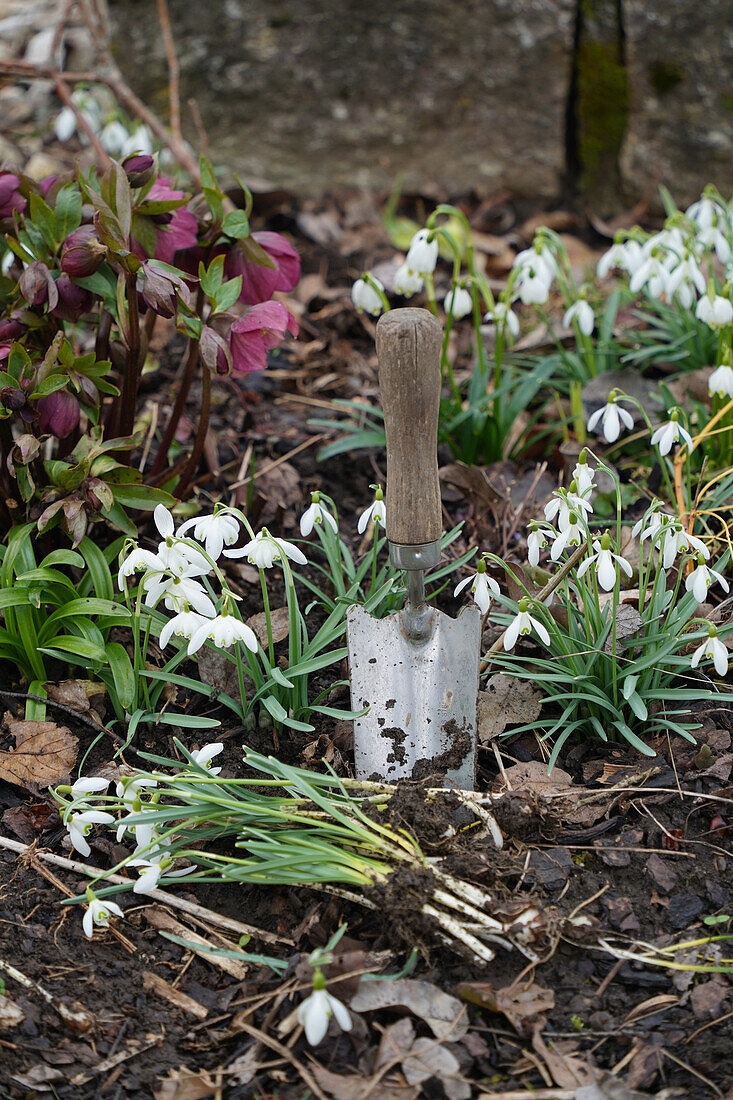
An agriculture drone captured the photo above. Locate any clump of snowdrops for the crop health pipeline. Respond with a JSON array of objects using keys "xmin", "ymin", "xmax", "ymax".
[
  {"xmin": 117, "ymin": 490, "xmax": 469, "ymax": 735},
  {"xmin": 54, "ymin": 742, "xmax": 548, "ymax": 965},
  {"xmin": 453, "ymin": 450, "xmax": 733, "ymax": 766}
]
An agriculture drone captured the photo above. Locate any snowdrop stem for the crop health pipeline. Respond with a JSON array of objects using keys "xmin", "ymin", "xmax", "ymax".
[
  {"xmin": 259, "ymin": 568, "xmax": 275, "ymax": 666},
  {"xmin": 361, "ymin": 272, "xmax": 390, "ymax": 313},
  {"xmin": 423, "ymin": 271, "xmax": 439, "ymax": 317},
  {"xmin": 235, "ymin": 641, "xmax": 249, "ymax": 713}
]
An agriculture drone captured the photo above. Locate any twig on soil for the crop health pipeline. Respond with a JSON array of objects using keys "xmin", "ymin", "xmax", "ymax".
[
  {"xmin": 229, "ymin": 434, "xmax": 326, "ymax": 492},
  {"xmin": 228, "ymin": 1019, "xmax": 330, "ymax": 1100},
  {"xmin": 0, "ymin": 689, "xmax": 113, "ymax": 734},
  {"xmin": 0, "ymin": 835, "xmax": 289, "ymax": 945},
  {"xmin": 0, "ymin": 957, "xmax": 94, "ymax": 1031}
]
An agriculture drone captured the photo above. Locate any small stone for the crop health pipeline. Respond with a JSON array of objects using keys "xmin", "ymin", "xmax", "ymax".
[
  {"xmin": 528, "ymin": 847, "xmax": 573, "ymax": 891},
  {"xmin": 595, "ymin": 840, "xmax": 631, "ymax": 867},
  {"xmin": 667, "ymin": 892, "xmax": 704, "ymax": 930},
  {"xmin": 690, "ymin": 981, "xmax": 726, "ymax": 1019},
  {"xmin": 645, "ymin": 853, "xmax": 678, "ymax": 893},
  {"xmin": 604, "ymin": 895, "xmax": 636, "ymax": 930},
  {"xmin": 706, "ymin": 879, "xmax": 726, "ymax": 907}
]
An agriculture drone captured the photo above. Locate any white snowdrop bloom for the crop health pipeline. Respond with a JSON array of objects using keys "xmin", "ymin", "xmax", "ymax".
[
  {"xmin": 577, "ymin": 535, "xmax": 632, "ymax": 592},
  {"xmin": 443, "ymin": 285, "xmax": 473, "ymax": 319},
  {"xmin": 621, "ymin": 239, "xmax": 644, "ymax": 276},
  {"xmin": 69, "ymin": 777, "xmax": 110, "ymax": 801},
  {"xmin": 187, "ymin": 613, "xmax": 258, "ymax": 656},
  {"xmin": 696, "ymin": 294, "xmax": 733, "ymax": 328},
  {"xmin": 300, "ymin": 495, "xmax": 338, "ymax": 537},
  {"xmin": 357, "ymin": 488, "xmax": 386, "ymax": 534},
  {"xmin": 563, "ymin": 299, "xmax": 594, "ymax": 336},
  {"xmin": 297, "ymin": 985, "xmax": 352, "ymax": 1047},
  {"xmin": 405, "ymin": 228, "xmax": 439, "ymax": 276},
  {"xmin": 99, "ymin": 120, "xmax": 130, "ymax": 155},
  {"xmin": 587, "ymin": 396, "xmax": 634, "ymax": 443},
  {"xmin": 83, "ymin": 896, "xmax": 124, "ymax": 940},
  {"xmin": 632, "ymin": 501, "xmax": 673, "ymax": 542},
  {"xmin": 513, "ymin": 244, "xmax": 556, "ymax": 283},
  {"xmin": 527, "ymin": 524, "xmax": 553, "ymax": 567},
  {"xmin": 572, "ymin": 454, "xmax": 595, "ymax": 497},
  {"xmin": 666, "ymin": 254, "xmax": 706, "ymax": 300},
  {"xmin": 351, "ymin": 276, "xmax": 384, "ymax": 317},
  {"xmin": 159, "ymin": 609, "xmax": 212, "ymax": 649},
  {"xmin": 685, "ymin": 556, "xmax": 729, "ymax": 604},
  {"xmin": 143, "ymin": 573, "xmax": 216, "ymax": 616},
  {"xmin": 190, "ymin": 742, "xmax": 224, "ymax": 775},
  {"xmin": 152, "ymin": 505, "xmax": 209, "ymax": 576},
  {"xmin": 544, "ymin": 487, "xmax": 593, "ymax": 532},
  {"xmin": 515, "ymin": 263, "xmax": 552, "ymax": 305},
  {"xmin": 129, "ymin": 856, "xmax": 164, "ymax": 895},
  {"xmin": 484, "ymin": 301, "xmax": 520, "ymax": 337},
  {"xmin": 660, "ymin": 522, "xmax": 710, "ymax": 570},
  {"xmin": 691, "ymin": 627, "xmax": 729, "ymax": 677},
  {"xmin": 686, "ymin": 195, "xmax": 728, "ymax": 232},
  {"xmin": 454, "ymin": 561, "xmax": 500, "ymax": 615},
  {"xmin": 597, "ymin": 241, "xmax": 630, "ymax": 279},
  {"xmin": 225, "ymin": 530, "xmax": 307, "ymax": 569},
  {"xmin": 116, "ymin": 775, "xmax": 158, "ymax": 810},
  {"xmin": 117, "ymin": 546, "xmax": 161, "ymax": 590},
  {"xmin": 54, "ymin": 106, "xmax": 77, "ymax": 143},
  {"xmin": 550, "ymin": 515, "xmax": 584, "ymax": 560},
  {"xmin": 121, "ymin": 125, "xmax": 153, "ymax": 157},
  {"xmin": 66, "ymin": 810, "xmax": 115, "ymax": 858},
  {"xmin": 629, "ymin": 253, "xmax": 668, "ymax": 298},
  {"xmin": 650, "ymin": 413, "xmax": 693, "ymax": 457},
  {"xmin": 393, "ymin": 261, "xmax": 423, "ymax": 297},
  {"xmin": 709, "ymin": 365, "xmax": 733, "ymax": 398},
  {"xmin": 503, "ymin": 598, "xmax": 551, "ymax": 651},
  {"xmin": 177, "ymin": 512, "xmax": 240, "ymax": 561}
]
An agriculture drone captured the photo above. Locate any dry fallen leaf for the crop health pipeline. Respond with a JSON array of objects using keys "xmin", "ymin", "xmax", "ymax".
[
  {"xmin": 0, "ymin": 994, "xmax": 24, "ymax": 1030},
  {"xmin": 493, "ymin": 759, "xmax": 573, "ymax": 796},
  {"xmin": 350, "ymin": 978, "xmax": 468, "ymax": 1041},
  {"xmin": 309, "ymin": 1064, "xmax": 418, "ymax": 1100},
  {"xmin": 456, "ymin": 979, "xmax": 554, "ymax": 1033},
  {"xmin": 0, "ymin": 720, "xmax": 78, "ymax": 793},
  {"xmin": 246, "ymin": 606, "xmax": 290, "ymax": 646},
  {"xmin": 478, "ymin": 675, "xmax": 542, "ymax": 743},
  {"xmin": 153, "ymin": 1066, "xmax": 216, "ymax": 1100},
  {"xmin": 402, "ymin": 1037, "xmax": 471, "ymax": 1099}
]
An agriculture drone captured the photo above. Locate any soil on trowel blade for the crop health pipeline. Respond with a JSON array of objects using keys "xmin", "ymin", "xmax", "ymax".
[{"xmin": 411, "ymin": 717, "xmax": 472, "ymax": 781}]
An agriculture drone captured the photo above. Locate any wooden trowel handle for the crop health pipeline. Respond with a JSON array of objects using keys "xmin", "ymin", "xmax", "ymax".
[{"xmin": 376, "ymin": 308, "xmax": 443, "ymax": 547}]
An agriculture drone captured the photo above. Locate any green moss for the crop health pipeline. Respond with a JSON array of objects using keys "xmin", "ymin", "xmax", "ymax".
[
  {"xmin": 649, "ymin": 60, "xmax": 685, "ymax": 95},
  {"xmin": 577, "ymin": 39, "xmax": 629, "ymax": 201}
]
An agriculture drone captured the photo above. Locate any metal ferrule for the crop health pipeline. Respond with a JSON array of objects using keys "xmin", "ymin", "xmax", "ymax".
[
  {"xmin": 388, "ymin": 539, "xmax": 441, "ymax": 572},
  {"xmin": 389, "ymin": 539, "xmax": 441, "ymax": 642}
]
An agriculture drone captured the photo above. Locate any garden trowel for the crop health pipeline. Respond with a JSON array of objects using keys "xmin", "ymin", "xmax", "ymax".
[{"xmin": 346, "ymin": 308, "xmax": 480, "ymax": 788}]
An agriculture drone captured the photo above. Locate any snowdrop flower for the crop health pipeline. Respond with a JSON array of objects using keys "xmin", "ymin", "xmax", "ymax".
[
  {"xmin": 691, "ymin": 625, "xmax": 729, "ymax": 677},
  {"xmin": 544, "ymin": 484, "xmax": 593, "ymax": 532},
  {"xmin": 99, "ymin": 120, "xmax": 130, "ymax": 155},
  {"xmin": 527, "ymin": 523, "xmax": 553, "ymax": 567},
  {"xmin": 83, "ymin": 894, "xmax": 124, "ymax": 940},
  {"xmin": 629, "ymin": 252, "xmax": 668, "ymax": 299},
  {"xmin": 550, "ymin": 512, "xmax": 584, "ymax": 560},
  {"xmin": 226, "ymin": 529, "xmax": 307, "ymax": 569},
  {"xmin": 143, "ymin": 573, "xmax": 216, "ymax": 616},
  {"xmin": 297, "ymin": 980, "xmax": 352, "ymax": 1046},
  {"xmin": 597, "ymin": 240, "xmax": 631, "ymax": 279},
  {"xmin": 66, "ymin": 810, "xmax": 115, "ymax": 857},
  {"xmin": 190, "ymin": 743, "xmax": 224, "ymax": 775},
  {"xmin": 116, "ymin": 775, "xmax": 158, "ymax": 810},
  {"xmin": 587, "ymin": 393, "xmax": 634, "ymax": 443},
  {"xmin": 650, "ymin": 410, "xmax": 693, "ymax": 456},
  {"xmin": 187, "ymin": 612, "xmax": 258, "ymax": 656},
  {"xmin": 572, "ymin": 450, "xmax": 595, "ymax": 497},
  {"xmin": 300, "ymin": 492, "xmax": 338, "ymax": 537},
  {"xmin": 159, "ymin": 609, "xmax": 212, "ymax": 649},
  {"xmin": 686, "ymin": 194, "xmax": 727, "ymax": 232},
  {"xmin": 666, "ymin": 253, "xmax": 706, "ymax": 302},
  {"xmin": 577, "ymin": 532, "xmax": 632, "ymax": 591},
  {"xmin": 503, "ymin": 597, "xmax": 551, "ymax": 651},
  {"xmin": 685, "ymin": 553, "xmax": 729, "ymax": 604},
  {"xmin": 660, "ymin": 521, "xmax": 709, "ymax": 570},
  {"xmin": 152, "ymin": 504, "xmax": 208, "ymax": 576},
  {"xmin": 513, "ymin": 243, "xmax": 556, "ymax": 284},
  {"xmin": 121, "ymin": 125, "xmax": 153, "ymax": 157},
  {"xmin": 405, "ymin": 228, "xmax": 439, "ymax": 276},
  {"xmin": 563, "ymin": 298, "xmax": 594, "ymax": 336},
  {"xmin": 697, "ymin": 224, "xmax": 732, "ymax": 264},
  {"xmin": 351, "ymin": 275, "xmax": 384, "ymax": 317},
  {"xmin": 177, "ymin": 511, "xmax": 240, "ymax": 561},
  {"xmin": 68, "ymin": 777, "xmax": 110, "ymax": 802},
  {"xmin": 696, "ymin": 293, "xmax": 733, "ymax": 328},
  {"xmin": 129, "ymin": 855, "xmax": 165, "ymax": 895},
  {"xmin": 484, "ymin": 301, "xmax": 520, "ymax": 337},
  {"xmin": 515, "ymin": 262, "xmax": 552, "ymax": 305},
  {"xmin": 118, "ymin": 546, "xmax": 161, "ymax": 590},
  {"xmin": 54, "ymin": 106, "xmax": 78, "ymax": 143},
  {"xmin": 357, "ymin": 486, "xmax": 386, "ymax": 533},
  {"xmin": 444, "ymin": 285, "xmax": 473, "ymax": 319},
  {"xmin": 393, "ymin": 262, "xmax": 423, "ymax": 297},
  {"xmin": 708, "ymin": 364, "xmax": 733, "ymax": 398},
  {"xmin": 453, "ymin": 558, "xmax": 500, "ymax": 615},
  {"xmin": 632, "ymin": 500, "xmax": 673, "ymax": 541}
]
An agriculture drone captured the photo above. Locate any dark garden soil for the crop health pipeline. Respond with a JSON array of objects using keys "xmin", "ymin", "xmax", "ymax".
[{"xmin": 1, "ymin": 192, "xmax": 733, "ymax": 1099}]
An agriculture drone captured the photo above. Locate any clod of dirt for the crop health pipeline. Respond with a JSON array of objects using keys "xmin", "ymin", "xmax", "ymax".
[{"xmin": 410, "ymin": 718, "xmax": 471, "ymax": 781}]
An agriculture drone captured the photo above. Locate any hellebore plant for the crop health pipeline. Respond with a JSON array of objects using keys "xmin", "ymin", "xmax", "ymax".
[
  {"xmin": 453, "ymin": 455, "xmax": 733, "ymax": 764},
  {"xmin": 0, "ymin": 152, "xmax": 300, "ymax": 535}
]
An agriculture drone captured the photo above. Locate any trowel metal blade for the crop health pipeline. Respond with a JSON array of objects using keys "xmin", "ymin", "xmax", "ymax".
[{"xmin": 346, "ymin": 603, "xmax": 481, "ymax": 788}]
